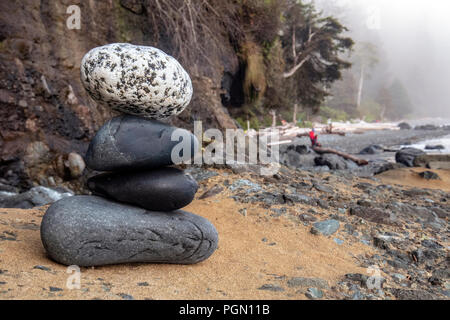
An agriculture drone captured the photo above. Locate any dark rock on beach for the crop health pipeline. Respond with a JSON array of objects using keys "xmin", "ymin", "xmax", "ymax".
[
  {"xmin": 398, "ymin": 122, "xmax": 412, "ymax": 130},
  {"xmin": 40, "ymin": 196, "xmax": 218, "ymax": 266},
  {"xmin": 311, "ymin": 219, "xmax": 340, "ymax": 236},
  {"xmin": 425, "ymin": 145, "xmax": 444, "ymax": 150},
  {"xmin": 395, "ymin": 148, "xmax": 425, "ymax": 167},
  {"xmin": 85, "ymin": 115, "xmax": 199, "ymax": 171},
  {"xmin": 359, "ymin": 145, "xmax": 384, "ymax": 155},
  {"xmin": 314, "ymin": 154, "xmax": 357, "ymax": 170},
  {"xmin": 419, "ymin": 171, "xmax": 440, "ymax": 180},
  {"xmin": 87, "ymin": 167, "xmax": 198, "ymax": 211}
]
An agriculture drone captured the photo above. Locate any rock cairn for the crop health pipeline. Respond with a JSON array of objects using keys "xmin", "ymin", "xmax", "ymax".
[{"xmin": 41, "ymin": 43, "xmax": 218, "ymax": 267}]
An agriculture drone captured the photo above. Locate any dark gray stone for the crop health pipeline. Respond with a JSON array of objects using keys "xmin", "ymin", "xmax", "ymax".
[
  {"xmin": 287, "ymin": 277, "xmax": 329, "ymax": 289},
  {"xmin": 85, "ymin": 116, "xmax": 199, "ymax": 171},
  {"xmin": 350, "ymin": 206, "xmax": 395, "ymax": 225},
  {"xmin": 414, "ymin": 124, "xmax": 439, "ymax": 131},
  {"xmin": 390, "ymin": 288, "xmax": 438, "ymax": 300},
  {"xmin": 359, "ymin": 145, "xmax": 384, "ymax": 155},
  {"xmin": 419, "ymin": 171, "xmax": 440, "ymax": 180},
  {"xmin": 305, "ymin": 288, "xmax": 323, "ymax": 299},
  {"xmin": 311, "ymin": 220, "xmax": 340, "ymax": 236},
  {"xmin": 41, "ymin": 196, "xmax": 218, "ymax": 266},
  {"xmin": 258, "ymin": 284, "xmax": 285, "ymax": 292},
  {"xmin": 314, "ymin": 154, "xmax": 357, "ymax": 170},
  {"xmin": 87, "ymin": 167, "xmax": 198, "ymax": 211},
  {"xmin": 398, "ymin": 122, "xmax": 412, "ymax": 130},
  {"xmin": 395, "ymin": 148, "xmax": 425, "ymax": 167},
  {"xmin": 425, "ymin": 144, "xmax": 444, "ymax": 150}
]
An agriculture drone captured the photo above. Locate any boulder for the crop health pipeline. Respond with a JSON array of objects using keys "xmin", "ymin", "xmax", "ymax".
[
  {"xmin": 397, "ymin": 122, "xmax": 412, "ymax": 130},
  {"xmin": 395, "ymin": 148, "xmax": 425, "ymax": 167},
  {"xmin": 41, "ymin": 196, "xmax": 218, "ymax": 266}
]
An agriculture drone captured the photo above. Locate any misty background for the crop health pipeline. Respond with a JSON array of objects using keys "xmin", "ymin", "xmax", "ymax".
[{"xmin": 311, "ymin": 0, "xmax": 450, "ymax": 119}]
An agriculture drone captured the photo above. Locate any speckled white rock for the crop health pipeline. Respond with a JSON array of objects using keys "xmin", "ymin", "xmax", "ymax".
[{"xmin": 80, "ymin": 43, "xmax": 193, "ymax": 119}]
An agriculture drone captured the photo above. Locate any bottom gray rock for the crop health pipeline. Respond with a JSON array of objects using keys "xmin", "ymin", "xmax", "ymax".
[{"xmin": 40, "ymin": 196, "xmax": 218, "ymax": 266}]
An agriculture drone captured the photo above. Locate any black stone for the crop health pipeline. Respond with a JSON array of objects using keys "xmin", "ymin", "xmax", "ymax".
[
  {"xmin": 395, "ymin": 148, "xmax": 425, "ymax": 167},
  {"xmin": 85, "ymin": 116, "xmax": 199, "ymax": 171},
  {"xmin": 314, "ymin": 154, "xmax": 358, "ymax": 170},
  {"xmin": 419, "ymin": 171, "xmax": 440, "ymax": 180},
  {"xmin": 398, "ymin": 122, "xmax": 412, "ymax": 130},
  {"xmin": 359, "ymin": 145, "xmax": 384, "ymax": 155},
  {"xmin": 40, "ymin": 196, "xmax": 218, "ymax": 266},
  {"xmin": 425, "ymin": 144, "xmax": 444, "ymax": 150},
  {"xmin": 87, "ymin": 167, "xmax": 198, "ymax": 211}
]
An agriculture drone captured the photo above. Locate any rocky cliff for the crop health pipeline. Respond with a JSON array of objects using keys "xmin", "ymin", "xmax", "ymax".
[{"xmin": 0, "ymin": 0, "xmax": 238, "ymax": 191}]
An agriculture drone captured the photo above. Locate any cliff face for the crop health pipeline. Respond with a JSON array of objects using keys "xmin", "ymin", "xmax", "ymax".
[{"xmin": 0, "ymin": 0, "xmax": 238, "ymax": 191}]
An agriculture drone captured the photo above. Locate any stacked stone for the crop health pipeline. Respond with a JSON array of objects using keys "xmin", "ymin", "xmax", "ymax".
[{"xmin": 40, "ymin": 44, "xmax": 218, "ymax": 267}]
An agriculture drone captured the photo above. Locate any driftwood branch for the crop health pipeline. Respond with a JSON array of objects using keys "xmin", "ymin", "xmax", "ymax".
[{"xmin": 313, "ymin": 146, "xmax": 369, "ymax": 166}]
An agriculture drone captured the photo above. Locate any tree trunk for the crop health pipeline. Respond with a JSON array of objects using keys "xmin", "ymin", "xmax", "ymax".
[
  {"xmin": 313, "ymin": 146, "xmax": 369, "ymax": 166},
  {"xmin": 270, "ymin": 110, "xmax": 277, "ymax": 127},
  {"xmin": 356, "ymin": 64, "xmax": 365, "ymax": 111},
  {"xmin": 293, "ymin": 104, "xmax": 298, "ymax": 123}
]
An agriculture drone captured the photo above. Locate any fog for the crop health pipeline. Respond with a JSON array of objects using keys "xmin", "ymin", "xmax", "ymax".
[{"xmin": 313, "ymin": 0, "xmax": 450, "ymax": 119}]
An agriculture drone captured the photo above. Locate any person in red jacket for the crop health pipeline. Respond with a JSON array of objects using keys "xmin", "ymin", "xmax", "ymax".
[{"xmin": 309, "ymin": 128, "xmax": 321, "ymax": 147}]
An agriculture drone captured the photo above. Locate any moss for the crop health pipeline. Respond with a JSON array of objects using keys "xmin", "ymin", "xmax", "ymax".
[{"xmin": 242, "ymin": 40, "xmax": 267, "ymax": 106}]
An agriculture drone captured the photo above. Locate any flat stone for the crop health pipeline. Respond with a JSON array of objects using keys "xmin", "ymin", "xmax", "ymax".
[
  {"xmin": 87, "ymin": 167, "xmax": 198, "ymax": 211},
  {"xmin": 349, "ymin": 206, "xmax": 395, "ymax": 225},
  {"xmin": 287, "ymin": 277, "xmax": 329, "ymax": 289},
  {"xmin": 40, "ymin": 196, "xmax": 218, "ymax": 266},
  {"xmin": 425, "ymin": 144, "xmax": 444, "ymax": 150},
  {"xmin": 305, "ymin": 287, "xmax": 323, "ymax": 299},
  {"xmin": 258, "ymin": 284, "xmax": 285, "ymax": 292},
  {"xmin": 85, "ymin": 115, "xmax": 199, "ymax": 171},
  {"xmin": 81, "ymin": 43, "xmax": 192, "ymax": 120},
  {"xmin": 311, "ymin": 220, "xmax": 340, "ymax": 236}
]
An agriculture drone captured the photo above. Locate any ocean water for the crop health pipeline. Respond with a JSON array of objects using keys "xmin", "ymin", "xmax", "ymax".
[{"xmin": 406, "ymin": 134, "xmax": 450, "ymax": 154}]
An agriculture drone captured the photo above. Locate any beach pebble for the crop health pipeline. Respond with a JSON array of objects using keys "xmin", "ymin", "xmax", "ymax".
[
  {"xmin": 41, "ymin": 196, "xmax": 218, "ymax": 266},
  {"xmin": 85, "ymin": 115, "xmax": 199, "ymax": 171},
  {"xmin": 80, "ymin": 43, "xmax": 192, "ymax": 119},
  {"xmin": 310, "ymin": 219, "xmax": 340, "ymax": 236},
  {"xmin": 87, "ymin": 167, "xmax": 198, "ymax": 211},
  {"xmin": 305, "ymin": 287, "xmax": 324, "ymax": 299}
]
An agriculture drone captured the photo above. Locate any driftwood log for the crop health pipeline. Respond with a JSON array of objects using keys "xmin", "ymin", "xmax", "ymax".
[
  {"xmin": 313, "ymin": 146, "xmax": 369, "ymax": 166},
  {"xmin": 296, "ymin": 132, "xmax": 345, "ymax": 138}
]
